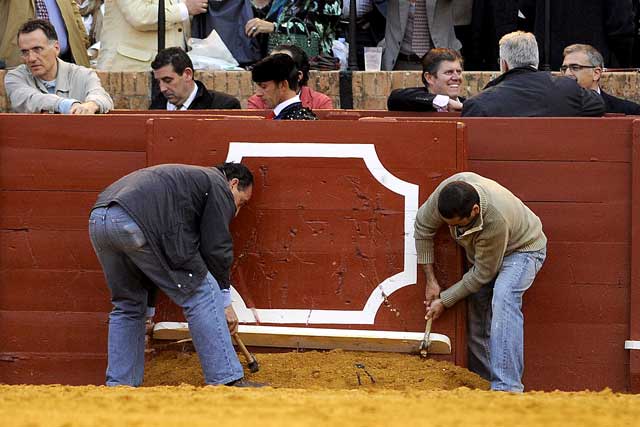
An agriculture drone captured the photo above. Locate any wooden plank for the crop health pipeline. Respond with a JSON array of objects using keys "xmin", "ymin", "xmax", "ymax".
[
  {"xmin": 147, "ymin": 119, "xmax": 462, "ymax": 171},
  {"xmin": 0, "ymin": 270, "xmax": 110, "ymax": 312},
  {"xmin": 468, "ymin": 160, "xmax": 630, "ymax": 203},
  {"xmin": 630, "ymin": 118, "xmax": 640, "ymax": 392},
  {"xmin": 0, "ymin": 230, "xmax": 99, "ymax": 270},
  {"xmin": 528, "ymin": 201, "xmax": 629, "ymax": 243},
  {"xmin": 0, "ymin": 352, "xmax": 106, "ymax": 385},
  {"xmin": 232, "ymin": 212, "xmax": 404, "ymax": 253},
  {"xmin": 153, "ymin": 323, "xmax": 452, "ymax": 355},
  {"xmin": 523, "ymin": 361, "xmax": 628, "ymax": 392},
  {"xmin": 523, "ymin": 323, "xmax": 628, "ymax": 390},
  {"xmin": 462, "ymin": 118, "xmax": 633, "ymax": 162},
  {"xmin": 524, "ymin": 323, "xmax": 628, "ymax": 366},
  {"xmin": 539, "ymin": 242, "xmax": 629, "ymax": 285},
  {"xmin": 0, "ymin": 114, "xmax": 147, "ymax": 151},
  {"xmin": 0, "ymin": 311, "xmax": 108, "ymax": 354},
  {"xmin": 523, "ymin": 283, "xmax": 628, "ymax": 324},
  {"xmin": 230, "ymin": 162, "xmax": 408, "ymax": 211},
  {"xmin": 0, "ymin": 147, "xmax": 146, "ymax": 191},
  {"xmin": 0, "ymin": 190, "xmax": 98, "ymax": 230}
]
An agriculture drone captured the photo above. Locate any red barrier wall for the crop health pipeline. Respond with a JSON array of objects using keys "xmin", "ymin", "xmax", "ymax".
[{"xmin": 1, "ymin": 113, "xmax": 638, "ymax": 392}]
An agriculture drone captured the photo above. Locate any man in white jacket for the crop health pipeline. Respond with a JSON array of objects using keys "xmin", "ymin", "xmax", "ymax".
[
  {"xmin": 5, "ymin": 19, "xmax": 112, "ymax": 114},
  {"xmin": 97, "ymin": 0, "xmax": 207, "ymax": 71}
]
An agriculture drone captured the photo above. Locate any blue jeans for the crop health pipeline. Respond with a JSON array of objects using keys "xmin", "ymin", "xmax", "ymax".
[
  {"xmin": 89, "ymin": 204, "xmax": 243, "ymax": 386},
  {"xmin": 467, "ymin": 248, "xmax": 546, "ymax": 392}
]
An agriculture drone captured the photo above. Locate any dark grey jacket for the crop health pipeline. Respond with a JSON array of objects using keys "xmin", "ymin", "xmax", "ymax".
[
  {"xmin": 601, "ymin": 90, "xmax": 640, "ymax": 115},
  {"xmin": 93, "ymin": 164, "xmax": 236, "ymax": 295},
  {"xmin": 462, "ymin": 67, "xmax": 605, "ymax": 117}
]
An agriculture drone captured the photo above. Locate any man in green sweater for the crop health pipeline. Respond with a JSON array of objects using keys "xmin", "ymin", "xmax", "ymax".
[{"xmin": 414, "ymin": 172, "xmax": 547, "ymax": 392}]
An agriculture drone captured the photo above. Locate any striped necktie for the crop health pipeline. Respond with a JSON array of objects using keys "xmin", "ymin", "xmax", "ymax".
[
  {"xmin": 35, "ymin": 0, "xmax": 50, "ymax": 20},
  {"xmin": 411, "ymin": 0, "xmax": 432, "ymax": 58}
]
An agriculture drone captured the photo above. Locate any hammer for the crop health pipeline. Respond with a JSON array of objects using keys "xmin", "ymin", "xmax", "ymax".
[
  {"xmin": 233, "ymin": 333, "xmax": 259, "ymax": 373},
  {"xmin": 419, "ymin": 317, "xmax": 433, "ymax": 358}
]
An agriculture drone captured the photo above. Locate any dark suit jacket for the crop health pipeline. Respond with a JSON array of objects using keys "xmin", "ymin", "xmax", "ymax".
[
  {"xmin": 275, "ymin": 102, "xmax": 318, "ymax": 120},
  {"xmin": 462, "ymin": 66, "xmax": 605, "ymax": 117},
  {"xmin": 387, "ymin": 87, "xmax": 466, "ymax": 111},
  {"xmin": 601, "ymin": 90, "xmax": 640, "ymax": 115},
  {"xmin": 150, "ymin": 80, "xmax": 241, "ymax": 110},
  {"xmin": 519, "ymin": 0, "xmax": 634, "ymax": 69}
]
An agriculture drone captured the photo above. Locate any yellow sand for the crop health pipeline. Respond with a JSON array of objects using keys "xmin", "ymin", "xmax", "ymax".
[
  {"xmin": 1, "ymin": 384, "xmax": 639, "ymax": 427},
  {"xmin": 144, "ymin": 349, "xmax": 489, "ymax": 390},
  {"xmin": 1, "ymin": 350, "xmax": 639, "ymax": 426}
]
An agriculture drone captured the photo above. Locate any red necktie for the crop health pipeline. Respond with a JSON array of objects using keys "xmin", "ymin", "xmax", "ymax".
[
  {"xmin": 35, "ymin": 0, "xmax": 50, "ymax": 20},
  {"xmin": 266, "ymin": 111, "xmax": 276, "ymax": 120}
]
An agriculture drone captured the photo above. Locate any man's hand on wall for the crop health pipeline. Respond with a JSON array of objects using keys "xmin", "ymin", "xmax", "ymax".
[{"xmin": 70, "ymin": 101, "xmax": 99, "ymax": 114}]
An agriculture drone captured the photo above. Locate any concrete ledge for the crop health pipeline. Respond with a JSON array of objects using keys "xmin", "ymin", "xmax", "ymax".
[{"xmin": 0, "ymin": 69, "xmax": 639, "ymax": 112}]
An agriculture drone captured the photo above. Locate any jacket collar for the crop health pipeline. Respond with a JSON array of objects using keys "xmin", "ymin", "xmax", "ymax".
[
  {"xmin": 26, "ymin": 58, "xmax": 70, "ymax": 93},
  {"xmin": 189, "ymin": 80, "xmax": 214, "ymax": 109},
  {"xmin": 484, "ymin": 66, "xmax": 539, "ymax": 89},
  {"xmin": 52, "ymin": 58, "xmax": 71, "ymax": 93}
]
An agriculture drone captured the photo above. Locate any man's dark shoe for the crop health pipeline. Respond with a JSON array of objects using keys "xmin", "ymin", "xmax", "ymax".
[{"xmin": 225, "ymin": 378, "xmax": 267, "ymax": 388}]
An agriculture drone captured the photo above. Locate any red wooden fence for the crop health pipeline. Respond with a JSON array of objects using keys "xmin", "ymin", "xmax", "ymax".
[{"xmin": 1, "ymin": 113, "xmax": 638, "ymax": 392}]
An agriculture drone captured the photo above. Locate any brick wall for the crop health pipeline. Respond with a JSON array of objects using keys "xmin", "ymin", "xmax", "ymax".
[{"xmin": 0, "ymin": 69, "xmax": 639, "ymax": 112}]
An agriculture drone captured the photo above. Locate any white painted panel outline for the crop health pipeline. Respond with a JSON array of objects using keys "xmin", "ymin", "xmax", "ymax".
[{"xmin": 226, "ymin": 142, "xmax": 419, "ymax": 324}]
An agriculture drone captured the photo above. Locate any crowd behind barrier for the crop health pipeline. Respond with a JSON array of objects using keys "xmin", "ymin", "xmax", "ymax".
[
  {"xmin": 2, "ymin": 68, "xmax": 640, "ymax": 113},
  {"xmin": 3, "ymin": 1, "xmax": 640, "ymax": 72}
]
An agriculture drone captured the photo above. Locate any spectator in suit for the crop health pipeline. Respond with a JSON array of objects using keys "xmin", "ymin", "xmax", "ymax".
[
  {"xmin": 381, "ymin": 0, "xmax": 461, "ymax": 70},
  {"xmin": 0, "ymin": 0, "xmax": 90, "ymax": 68},
  {"xmin": 98, "ymin": 0, "xmax": 207, "ymax": 71},
  {"xmin": 519, "ymin": 0, "xmax": 634, "ymax": 69},
  {"xmin": 462, "ymin": 31, "xmax": 605, "ymax": 117},
  {"xmin": 5, "ymin": 19, "xmax": 112, "ymax": 114},
  {"xmin": 150, "ymin": 47, "xmax": 240, "ymax": 110},
  {"xmin": 251, "ymin": 53, "xmax": 318, "ymax": 120},
  {"xmin": 248, "ymin": 44, "xmax": 333, "ymax": 110},
  {"xmin": 387, "ymin": 47, "xmax": 464, "ymax": 112},
  {"xmin": 562, "ymin": 44, "xmax": 640, "ymax": 115}
]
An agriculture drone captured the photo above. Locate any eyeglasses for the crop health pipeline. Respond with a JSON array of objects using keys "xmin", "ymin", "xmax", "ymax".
[
  {"xmin": 19, "ymin": 46, "xmax": 47, "ymax": 57},
  {"xmin": 560, "ymin": 64, "xmax": 597, "ymax": 73}
]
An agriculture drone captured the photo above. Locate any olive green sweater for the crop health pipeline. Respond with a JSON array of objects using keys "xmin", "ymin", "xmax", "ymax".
[{"xmin": 414, "ymin": 172, "xmax": 547, "ymax": 308}]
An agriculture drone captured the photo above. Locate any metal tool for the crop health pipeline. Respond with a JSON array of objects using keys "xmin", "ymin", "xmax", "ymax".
[
  {"xmin": 419, "ymin": 317, "xmax": 433, "ymax": 358},
  {"xmin": 233, "ymin": 332, "xmax": 260, "ymax": 373},
  {"xmin": 354, "ymin": 363, "xmax": 376, "ymax": 384}
]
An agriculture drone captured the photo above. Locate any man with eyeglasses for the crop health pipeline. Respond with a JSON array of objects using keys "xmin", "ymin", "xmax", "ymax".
[
  {"xmin": 387, "ymin": 47, "xmax": 465, "ymax": 112},
  {"xmin": 562, "ymin": 44, "xmax": 640, "ymax": 115},
  {"xmin": 4, "ymin": 19, "xmax": 112, "ymax": 114},
  {"xmin": 462, "ymin": 31, "xmax": 605, "ymax": 117}
]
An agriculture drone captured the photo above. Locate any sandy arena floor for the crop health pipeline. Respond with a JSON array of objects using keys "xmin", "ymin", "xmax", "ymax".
[{"xmin": 1, "ymin": 350, "xmax": 639, "ymax": 427}]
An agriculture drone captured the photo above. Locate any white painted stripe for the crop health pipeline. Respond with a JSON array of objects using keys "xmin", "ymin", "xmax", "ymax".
[
  {"xmin": 625, "ymin": 340, "xmax": 640, "ymax": 350},
  {"xmin": 226, "ymin": 142, "xmax": 419, "ymax": 325}
]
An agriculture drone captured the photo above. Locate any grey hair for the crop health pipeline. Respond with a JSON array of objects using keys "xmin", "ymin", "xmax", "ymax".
[
  {"xmin": 563, "ymin": 44, "xmax": 604, "ymax": 68},
  {"xmin": 499, "ymin": 31, "xmax": 539, "ymax": 69}
]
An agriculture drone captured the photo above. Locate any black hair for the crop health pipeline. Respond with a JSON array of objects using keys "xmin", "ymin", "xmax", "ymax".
[
  {"xmin": 251, "ymin": 53, "xmax": 300, "ymax": 92},
  {"xmin": 17, "ymin": 19, "xmax": 58, "ymax": 42},
  {"xmin": 421, "ymin": 48, "xmax": 463, "ymax": 87},
  {"xmin": 271, "ymin": 44, "xmax": 310, "ymax": 86},
  {"xmin": 437, "ymin": 181, "xmax": 479, "ymax": 219},
  {"xmin": 151, "ymin": 47, "xmax": 193, "ymax": 75},
  {"xmin": 216, "ymin": 162, "xmax": 254, "ymax": 190}
]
